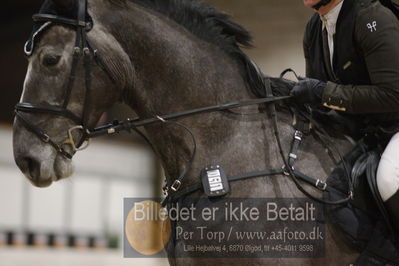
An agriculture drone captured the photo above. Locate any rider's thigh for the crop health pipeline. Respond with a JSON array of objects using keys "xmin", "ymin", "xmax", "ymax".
[{"xmin": 377, "ymin": 132, "xmax": 399, "ymax": 201}]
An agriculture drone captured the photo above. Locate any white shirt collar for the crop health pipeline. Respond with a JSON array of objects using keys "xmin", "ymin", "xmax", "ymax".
[{"xmin": 321, "ymin": 0, "xmax": 344, "ymax": 30}]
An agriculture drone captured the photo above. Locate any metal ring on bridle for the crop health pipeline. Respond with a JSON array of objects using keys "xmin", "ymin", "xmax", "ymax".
[{"xmin": 67, "ymin": 126, "xmax": 91, "ymax": 152}]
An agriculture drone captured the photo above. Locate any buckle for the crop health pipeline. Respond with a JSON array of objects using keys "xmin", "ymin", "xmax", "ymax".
[
  {"xmin": 67, "ymin": 126, "xmax": 91, "ymax": 152},
  {"xmin": 315, "ymin": 179, "xmax": 327, "ymax": 191},
  {"xmin": 73, "ymin": 47, "xmax": 81, "ymax": 56},
  {"xmin": 78, "ymin": 21, "xmax": 87, "ymax": 27},
  {"xmin": 85, "ymin": 21, "xmax": 93, "ymax": 31},
  {"xmin": 294, "ymin": 130, "xmax": 303, "ymax": 141},
  {"xmin": 107, "ymin": 128, "xmax": 116, "ymax": 134},
  {"xmin": 42, "ymin": 134, "xmax": 50, "ymax": 143},
  {"xmin": 156, "ymin": 115, "xmax": 167, "ymax": 123},
  {"xmin": 83, "ymin": 47, "xmax": 90, "ymax": 56},
  {"xmin": 349, "ymin": 191, "xmax": 354, "ymax": 200},
  {"xmin": 282, "ymin": 165, "xmax": 294, "ymax": 176},
  {"xmin": 170, "ymin": 180, "xmax": 182, "ymax": 192}
]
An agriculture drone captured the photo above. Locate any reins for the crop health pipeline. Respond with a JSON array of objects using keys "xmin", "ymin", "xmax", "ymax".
[{"xmin": 267, "ymin": 70, "xmax": 353, "ymax": 205}]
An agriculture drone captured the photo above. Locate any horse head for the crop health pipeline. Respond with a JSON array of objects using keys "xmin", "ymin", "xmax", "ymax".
[{"xmin": 13, "ymin": 0, "xmax": 134, "ymax": 187}]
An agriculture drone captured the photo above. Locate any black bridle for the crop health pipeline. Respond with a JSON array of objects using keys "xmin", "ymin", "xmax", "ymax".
[
  {"xmin": 15, "ymin": 0, "xmax": 116, "ymax": 159},
  {"xmin": 15, "ymin": 0, "xmax": 353, "ymax": 206}
]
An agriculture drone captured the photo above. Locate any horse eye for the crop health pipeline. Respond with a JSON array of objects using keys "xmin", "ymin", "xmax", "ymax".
[{"xmin": 42, "ymin": 55, "xmax": 61, "ymax": 67}]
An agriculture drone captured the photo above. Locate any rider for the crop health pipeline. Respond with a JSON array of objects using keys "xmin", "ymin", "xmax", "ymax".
[{"xmin": 291, "ymin": 0, "xmax": 399, "ymax": 238}]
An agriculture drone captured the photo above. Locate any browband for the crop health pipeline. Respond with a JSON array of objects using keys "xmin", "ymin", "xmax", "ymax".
[{"xmin": 33, "ymin": 14, "xmax": 87, "ymax": 27}]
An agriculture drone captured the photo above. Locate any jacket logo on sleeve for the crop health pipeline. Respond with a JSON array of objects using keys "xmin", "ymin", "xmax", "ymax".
[{"xmin": 367, "ymin": 21, "xmax": 377, "ymax": 32}]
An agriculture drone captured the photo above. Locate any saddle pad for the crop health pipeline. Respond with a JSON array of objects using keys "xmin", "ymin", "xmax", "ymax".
[{"xmin": 323, "ymin": 141, "xmax": 399, "ymax": 264}]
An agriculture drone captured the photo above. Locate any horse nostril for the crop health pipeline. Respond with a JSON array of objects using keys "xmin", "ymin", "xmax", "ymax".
[
  {"xmin": 18, "ymin": 157, "xmax": 40, "ymax": 181},
  {"xmin": 27, "ymin": 157, "xmax": 41, "ymax": 181}
]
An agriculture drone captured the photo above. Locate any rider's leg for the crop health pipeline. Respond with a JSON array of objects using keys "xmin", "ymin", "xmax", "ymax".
[{"xmin": 377, "ymin": 132, "xmax": 399, "ymax": 238}]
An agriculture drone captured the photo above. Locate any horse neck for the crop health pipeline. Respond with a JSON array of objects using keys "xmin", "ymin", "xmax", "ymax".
[
  {"xmin": 101, "ymin": 3, "xmax": 252, "ymax": 108},
  {"xmin": 102, "ymin": 2, "xmax": 268, "ymax": 183}
]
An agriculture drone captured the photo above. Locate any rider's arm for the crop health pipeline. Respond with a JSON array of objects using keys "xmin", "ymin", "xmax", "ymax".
[{"xmin": 322, "ymin": 3, "xmax": 399, "ymax": 114}]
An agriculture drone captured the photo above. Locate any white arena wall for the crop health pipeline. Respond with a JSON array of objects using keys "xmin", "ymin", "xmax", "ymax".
[{"xmin": 0, "ymin": 124, "xmax": 160, "ymax": 247}]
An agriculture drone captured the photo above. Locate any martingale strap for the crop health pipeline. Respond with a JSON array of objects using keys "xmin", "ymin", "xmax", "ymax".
[
  {"xmin": 288, "ymin": 130, "xmax": 303, "ymax": 168},
  {"xmin": 163, "ymin": 168, "xmax": 330, "ymax": 205}
]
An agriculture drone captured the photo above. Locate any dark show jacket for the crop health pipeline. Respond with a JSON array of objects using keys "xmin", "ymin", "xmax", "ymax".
[{"xmin": 304, "ymin": 0, "xmax": 399, "ymax": 118}]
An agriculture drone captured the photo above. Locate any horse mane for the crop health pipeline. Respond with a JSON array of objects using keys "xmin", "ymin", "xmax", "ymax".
[{"xmin": 111, "ymin": 0, "xmax": 267, "ymax": 97}]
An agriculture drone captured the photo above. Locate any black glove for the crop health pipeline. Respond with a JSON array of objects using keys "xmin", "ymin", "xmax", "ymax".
[{"xmin": 290, "ymin": 78, "xmax": 326, "ymax": 105}]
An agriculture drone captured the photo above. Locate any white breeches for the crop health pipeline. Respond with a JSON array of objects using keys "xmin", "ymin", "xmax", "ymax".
[{"xmin": 377, "ymin": 132, "xmax": 399, "ymax": 202}]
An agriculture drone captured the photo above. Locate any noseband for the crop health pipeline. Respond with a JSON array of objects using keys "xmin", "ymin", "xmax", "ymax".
[{"xmin": 15, "ymin": 0, "xmax": 116, "ymax": 159}]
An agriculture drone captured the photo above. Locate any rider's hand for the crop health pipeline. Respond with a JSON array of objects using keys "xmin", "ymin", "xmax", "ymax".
[{"xmin": 290, "ymin": 78, "xmax": 326, "ymax": 105}]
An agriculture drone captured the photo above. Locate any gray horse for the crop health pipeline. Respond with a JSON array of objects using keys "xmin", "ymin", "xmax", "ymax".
[{"xmin": 13, "ymin": 0, "xmax": 359, "ymax": 264}]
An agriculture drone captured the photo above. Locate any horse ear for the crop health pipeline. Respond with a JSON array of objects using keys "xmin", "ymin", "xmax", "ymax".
[{"xmin": 52, "ymin": 0, "xmax": 75, "ymax": 13}]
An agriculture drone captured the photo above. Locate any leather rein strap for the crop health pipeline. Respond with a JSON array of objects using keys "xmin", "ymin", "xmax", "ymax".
[{"xmin": 87, "ymin": 96, "xmax": 292, "ymax": 138}]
